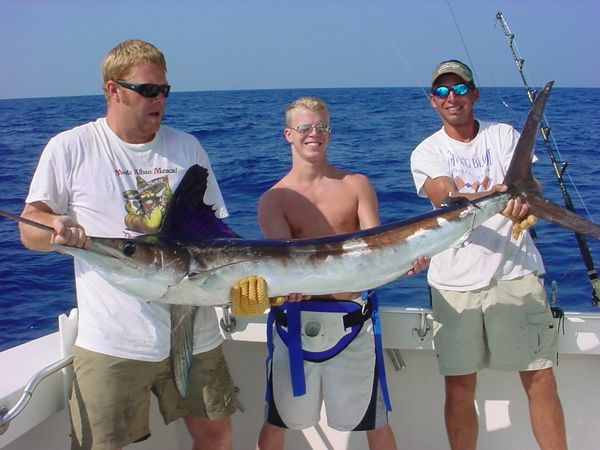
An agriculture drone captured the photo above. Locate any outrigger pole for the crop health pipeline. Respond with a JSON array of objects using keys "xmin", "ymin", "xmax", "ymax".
[{"xmin": 496, "ymin": 11, "xmax": 600, "ymax": 307}]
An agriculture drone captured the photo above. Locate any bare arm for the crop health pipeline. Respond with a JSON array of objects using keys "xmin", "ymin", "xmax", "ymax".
[
  {"xmin": 353, "ymin": 173, "xmax": 380, "ymax": 229},
  {"xmin": 354, "ymin": 174, "xmax": 428, "ymax": 275},
  {"xmin": 257, "ymin": 189, "xmax": 293, "ymax": 240},
  {"xmin": 257, "ymin": 189, "xmax": 307, "ymax": 301},
  {"xmin": 20, "ymin": 201, "xmax": 88, "ymax": 252}
]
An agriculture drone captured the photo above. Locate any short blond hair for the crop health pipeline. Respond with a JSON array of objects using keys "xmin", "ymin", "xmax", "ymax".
[
  {"xmin": 101, "ymin": 39, "xmax": 167, "ymax": 99},
  {"xmin": 285, "ymin": 96, "xmax": 329, "ymax": 126}
]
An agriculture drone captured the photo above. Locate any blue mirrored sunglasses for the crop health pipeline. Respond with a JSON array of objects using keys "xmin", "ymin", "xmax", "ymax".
[
  {"xmin": 116, "ymin": 80, "xmax": 171, "ymax": 98},
  {"xmin": 431, "ymin": 83, "xmax": 472, "ymax": 98}
]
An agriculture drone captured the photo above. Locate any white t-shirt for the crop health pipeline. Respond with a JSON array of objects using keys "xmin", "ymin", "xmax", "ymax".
[
  {"xmin": 26, "ymin": 118, "xmax": 228, "ymax": 360},
  {"xmin": 410, "ymin": 120, "xmax": 545, "ymax": 291}
]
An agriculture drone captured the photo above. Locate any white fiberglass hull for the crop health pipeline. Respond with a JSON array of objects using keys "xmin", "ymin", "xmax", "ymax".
[{"xmin": 1, "ymin": 307, "xmax": 600, "ymax": 450}]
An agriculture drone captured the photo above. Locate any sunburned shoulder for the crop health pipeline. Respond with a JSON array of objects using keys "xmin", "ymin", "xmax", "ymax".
[
  {"xmin": 265, "ymin": 176, "xmax": 294, "ymax": 193},
  {"xmin": 325, "ymin": 166, "xmax": 370, "ymax": 182},
  {"xmin": 340, "ymin": 171, "xmax": 373, "ymax": 189},
  {"xmin": 258, "ymin": 183, "xmax": 288, "ymax": 207},
  {"xmin": 343, "ymin": 171, "xmax": 369, "ymax": 181}
]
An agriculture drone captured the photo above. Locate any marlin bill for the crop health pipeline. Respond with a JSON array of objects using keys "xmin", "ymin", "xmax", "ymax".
[{"xmin": 3, "ymin": 82, "xmax": 600, "ymax": 308}]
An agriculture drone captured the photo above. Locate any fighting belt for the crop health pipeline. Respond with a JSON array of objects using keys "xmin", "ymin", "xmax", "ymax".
[
  {"xmin": 265, "ymin": 291, "xmax": 392, "ymax": 412},
  {"xmin": 272, "ymin": 298, "xmax": 371, "ymax": 362}
]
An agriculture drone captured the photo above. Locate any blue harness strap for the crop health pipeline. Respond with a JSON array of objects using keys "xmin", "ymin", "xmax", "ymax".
[
  {"xmin": 366, "ymin": 290, "xmax": 392, "ymax": 412},
  {"xmin": 265, "ymin": 307, "xmax": 276, "ymax": 402},
  {"xmin": 266, "ymin": 301, "xmax": 307, "ymax": 397},
  {"xmin": 284, "ymin": 301, "xmax": 306, "ymax": 396}
]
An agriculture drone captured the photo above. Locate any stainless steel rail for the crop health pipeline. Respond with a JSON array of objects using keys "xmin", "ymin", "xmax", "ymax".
[{"xmin": 0, "ymin": 354, "xmax": 73, "ymax": 435}]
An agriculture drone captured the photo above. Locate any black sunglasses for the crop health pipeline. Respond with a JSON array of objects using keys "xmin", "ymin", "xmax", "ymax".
[{"xmin": 116, "ymin": 80, "xmax": 171, "ymax": 98}]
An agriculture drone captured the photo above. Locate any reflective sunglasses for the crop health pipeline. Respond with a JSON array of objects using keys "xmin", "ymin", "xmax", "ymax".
[
  {"xmin": 116, "ymin": 80, "xmax": 171, "ymax": 98},
  {"xmin": 431, "ymin": 83, "xmax": 472, "ymax": 98},
  {"xmin": 290, "ymin": 123, "xmax": 331, "ymax": 134}
]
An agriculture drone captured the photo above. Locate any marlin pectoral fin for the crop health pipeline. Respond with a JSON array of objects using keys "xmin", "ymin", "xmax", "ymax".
[
  {"xmin": 170, "ymin": 305, "xmax": 196, "ymax": 398},
  {"xmin": 527, "ymin": 196, "xmax": 600, "ymax": 239},
  {"xmin": 440, "ymin": 195, "xmax": 471, "ymax": 208}
]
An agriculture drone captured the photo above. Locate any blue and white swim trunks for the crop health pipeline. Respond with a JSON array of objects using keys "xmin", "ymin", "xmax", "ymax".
[{"xmin": 264, "ymin": 296, "xmax": 390, "ymax": 431}]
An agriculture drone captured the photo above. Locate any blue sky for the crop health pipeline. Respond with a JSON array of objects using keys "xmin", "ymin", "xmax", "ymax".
[{"xmin": 0, "ymin": 0, "xmax": 597, "ymax": 99}]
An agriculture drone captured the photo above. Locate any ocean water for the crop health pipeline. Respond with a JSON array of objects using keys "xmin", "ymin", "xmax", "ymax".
[{"xmin": 0, "ymin": 87, "xmax": 599, "ymax": 351}]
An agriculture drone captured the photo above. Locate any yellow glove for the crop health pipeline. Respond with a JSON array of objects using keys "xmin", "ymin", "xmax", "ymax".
[
  {"xmin": 512, "ymin": 214, "xmax": 537, "ymax": 240},
  {"xmin": 230, "ymin": 276, "xmax": 284, "ymax": 316}
]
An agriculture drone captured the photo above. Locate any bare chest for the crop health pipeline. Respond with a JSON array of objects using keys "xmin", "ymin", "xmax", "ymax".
[{"xmin": 284, "ymin": 190, "xmax": 359, "ymax": 238}]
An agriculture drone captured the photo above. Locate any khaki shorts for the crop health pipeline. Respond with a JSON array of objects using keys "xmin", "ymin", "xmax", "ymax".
[
  {"xmin": 431, "ymin": 274, "xmax": 559, "ymax": 375},
  {"xmin": 69, "ymin": 345, "xmax": 236, "ymax": 450}
]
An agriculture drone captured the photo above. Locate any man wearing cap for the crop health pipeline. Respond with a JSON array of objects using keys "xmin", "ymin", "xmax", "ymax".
[{"xmin": 409, "ymin": 60, "xmax": 567, "ymax": 450}]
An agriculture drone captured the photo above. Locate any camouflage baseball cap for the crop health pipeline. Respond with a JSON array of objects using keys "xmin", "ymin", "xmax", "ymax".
[{"xmin": 431, "ymin": 60, "xmax": 473, "ymax": 86}]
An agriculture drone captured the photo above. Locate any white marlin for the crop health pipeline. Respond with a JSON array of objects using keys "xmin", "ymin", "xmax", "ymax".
[
  {"xmin": 3, "ymin": 81, "xmax": 600, "ymax": 397},
  {"xmin": 23, "ymin": 82, "xmax": 600, "ymax": 305}
]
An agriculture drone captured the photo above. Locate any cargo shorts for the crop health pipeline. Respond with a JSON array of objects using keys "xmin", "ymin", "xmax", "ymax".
[
  {"xmin": 69, "ymin": 344, "xmax": 236, "ymax": 449},
  {"xmin": 431, "ymin": 274, "xmax": 559, "ymax": 375}
]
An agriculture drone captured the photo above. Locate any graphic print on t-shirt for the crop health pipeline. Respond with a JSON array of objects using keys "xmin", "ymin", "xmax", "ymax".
[
  {"xmin": 449, "ymin": 147, "xmax": 492, "ymax": 194},
  {"xmin": 454, "ymin": 175, "xmax": 491, "ymax": 193},
  {"xmin": 122, "ymin": 175, "xmax": 173, "ymax": 233}
]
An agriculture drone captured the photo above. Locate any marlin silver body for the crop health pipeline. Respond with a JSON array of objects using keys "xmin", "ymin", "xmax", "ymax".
[{"xmin": 59, "ymin": 192, "xmax": 508, "ymax": 306}]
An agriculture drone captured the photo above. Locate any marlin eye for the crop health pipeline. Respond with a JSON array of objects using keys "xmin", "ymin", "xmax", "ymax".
[{"xmin": 122, "ymin": 242, "xmax": 136, "ymax": 256}]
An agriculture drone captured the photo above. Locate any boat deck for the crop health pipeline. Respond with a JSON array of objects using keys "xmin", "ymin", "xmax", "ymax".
[{"xmin": 2, "ymin": 307, "xmax": 600, "ymax": 449}]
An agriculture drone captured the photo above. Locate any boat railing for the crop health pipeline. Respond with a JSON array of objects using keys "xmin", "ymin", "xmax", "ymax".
[
  {"xmin": 0, "ymin": 354, "xmax": 73, "ymax": 435},
  {"xmin": 2, "ymin": 305, "xmax": 599, "ymax": 444}
]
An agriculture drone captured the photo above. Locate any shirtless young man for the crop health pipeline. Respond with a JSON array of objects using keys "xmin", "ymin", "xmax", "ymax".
[{"xmin": 255, "ymin": 96, "xmax": 426, "ymax": 450}]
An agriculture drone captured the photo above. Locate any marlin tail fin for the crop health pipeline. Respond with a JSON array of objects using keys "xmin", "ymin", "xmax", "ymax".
[{"xmin": 503, "ymin": 81, "xmax": 600, "ymax": 240}]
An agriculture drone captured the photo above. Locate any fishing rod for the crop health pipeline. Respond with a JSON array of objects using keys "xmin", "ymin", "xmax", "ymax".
[{"xmin": 496, "ymin": 11, "xmax": 600, "ymax": 307}]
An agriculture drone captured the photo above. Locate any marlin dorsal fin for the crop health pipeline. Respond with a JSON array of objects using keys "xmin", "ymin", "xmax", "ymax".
[{"xmin": 159, "ymin": 164, "xmax": 240, "ymax": 240}]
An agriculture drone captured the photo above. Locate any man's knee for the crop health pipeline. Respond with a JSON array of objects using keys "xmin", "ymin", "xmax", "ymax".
[
  {"xmin": 185, "ymin": 416, "xmax": 232, "ymax": 444},
  {"xmin": 520, "ymin": 368, "xmax": 559, "ymax": 396},
  {"xmin": 445, "ymin": 374, "xmax": 477, "ymax": 403}
]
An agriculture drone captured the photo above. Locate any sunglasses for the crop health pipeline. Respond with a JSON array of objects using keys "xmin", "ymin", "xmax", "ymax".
[
  {"xmin": 290, "ymin": 123, "xmax": 331, "ymax": 134},
  {"xmin": 431, "ymin": 83, "xmax": 472, "ymax": 98},
  {"xmin": 116, "ymin": 80, "xmax": 171, "ymax": 98}
]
